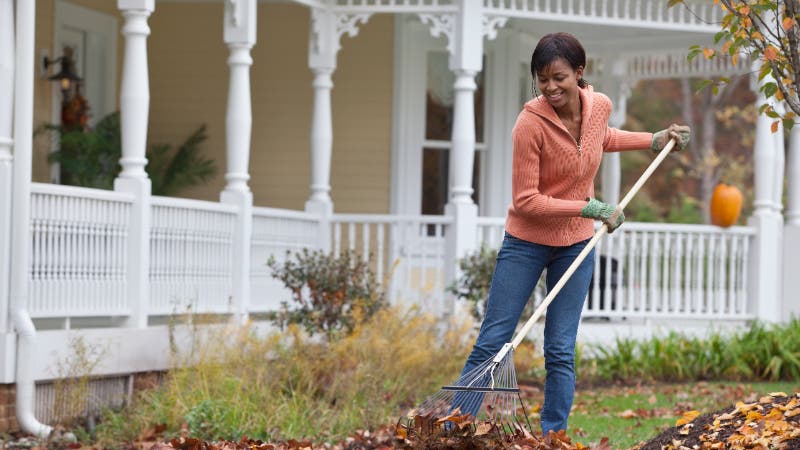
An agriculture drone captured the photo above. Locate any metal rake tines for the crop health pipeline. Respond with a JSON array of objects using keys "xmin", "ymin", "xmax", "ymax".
[{"xmin": 405, "ymin": 348, "xmax": 534, "ymax": 435}]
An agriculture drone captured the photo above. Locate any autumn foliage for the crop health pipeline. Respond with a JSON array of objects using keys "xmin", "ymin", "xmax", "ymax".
[
  {"xmin": 267, "ymin": 249, "xmax": 387, "ymax": 341},
  {"xmin": 672, "ymin": 0, "xmax": 800, "ymax": 130}
]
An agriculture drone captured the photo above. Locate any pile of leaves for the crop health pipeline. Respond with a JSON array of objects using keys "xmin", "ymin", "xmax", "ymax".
[{"xmin": 635, "ymin": 392, "xmax": 800, "ymax": 449}]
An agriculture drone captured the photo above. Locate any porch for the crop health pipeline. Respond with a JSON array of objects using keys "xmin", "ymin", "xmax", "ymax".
[{"xmin": 1, "ymin": 0, "xmax": 798, "ymax": 438}]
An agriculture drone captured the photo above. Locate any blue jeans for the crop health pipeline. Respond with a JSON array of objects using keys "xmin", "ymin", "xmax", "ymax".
[{"xmin": 457, "ymin": 232, "xmax": 594, "ymax": 434}]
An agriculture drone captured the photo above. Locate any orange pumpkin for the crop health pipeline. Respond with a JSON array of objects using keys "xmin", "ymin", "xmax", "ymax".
[{"xmin": 710, "ymin": 183, "xmax": 743, "ymax": 228}]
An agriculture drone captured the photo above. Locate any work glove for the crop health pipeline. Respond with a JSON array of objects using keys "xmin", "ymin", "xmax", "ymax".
[
  {"xmin": 580, "ymin": 198, "xmax": 625, "ymax": 233},
  {"xmin": 651, "ymin": 123, "xmax": 691, "ymax": 153}
]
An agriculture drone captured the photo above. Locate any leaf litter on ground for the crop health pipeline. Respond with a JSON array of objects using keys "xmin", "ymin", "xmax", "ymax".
[{"xmin": 6, "ymin": 383, "xmax": 800, "ymax": 449}]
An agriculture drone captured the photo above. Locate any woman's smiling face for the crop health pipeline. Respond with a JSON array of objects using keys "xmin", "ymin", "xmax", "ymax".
[{"xmin": 536, "ymin": 57, "xmax": 583, "ymax": 110}]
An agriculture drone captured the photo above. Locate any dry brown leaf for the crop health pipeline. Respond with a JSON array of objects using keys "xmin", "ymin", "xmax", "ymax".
[
  {"xmin": 676, "ymin": 410, "xmax": 700, "ymax": 426},
  {"xmin": 617, "ymin": 409, "xmax": 636, "ymax": 419}
]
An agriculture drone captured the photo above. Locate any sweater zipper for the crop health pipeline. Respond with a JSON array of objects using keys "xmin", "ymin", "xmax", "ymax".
[{"xmin": 572, "ymin": 133, "xmax": 582, "ymax": 156}]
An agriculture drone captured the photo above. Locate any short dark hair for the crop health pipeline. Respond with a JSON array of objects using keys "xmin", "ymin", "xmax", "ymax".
[{"xmin": 530, "ymin": 32, "xmax": 587, "ymax": 88}]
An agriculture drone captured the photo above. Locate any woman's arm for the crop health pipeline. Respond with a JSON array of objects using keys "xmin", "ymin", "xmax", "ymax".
[{"xmin": 602, "ymin": 127, "xmax": 654, "ymax": 153}]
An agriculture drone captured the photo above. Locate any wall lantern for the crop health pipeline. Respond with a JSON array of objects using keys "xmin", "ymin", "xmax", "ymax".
[{"xmin": 43, "ymin": 46, "xmax": 82, "ymax": 95}]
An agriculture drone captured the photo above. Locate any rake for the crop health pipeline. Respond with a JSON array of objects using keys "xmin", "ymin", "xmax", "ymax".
[{"xmin": 402, "ymin": 138, "xmax": 678, "ymax": 437}]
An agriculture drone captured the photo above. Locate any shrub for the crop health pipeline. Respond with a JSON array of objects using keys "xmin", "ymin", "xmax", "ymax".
[
  {"xmin": 267, "ymin": 248, "xmax": 387, "ymax": 341},
  {"xmin": 44, "ymin": 111, "xmax": 216, "ymax": 196},
  {"xmin": 582, "ymin": 319, "xmax": 800, "ymax": 383},
  {"xmin": 94, "ymin": 307, "xmax": 473, "ymax": 444},
  {"xmin": 448, "ymin": 244, "xmax": 545, "ymax": 323}
]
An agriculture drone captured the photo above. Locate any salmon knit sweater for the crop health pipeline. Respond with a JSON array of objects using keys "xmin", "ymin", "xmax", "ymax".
[{"xmin": 505, "ymin": 85, "xmax": 653, "ymax": 246}]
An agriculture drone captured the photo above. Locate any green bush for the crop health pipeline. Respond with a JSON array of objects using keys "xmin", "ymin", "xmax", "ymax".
[
  {"xmin": 582, "ymin": 319, "xmax": 800, "ymax": 383},
  {"xmin": 44, "ymin": 111, "xmax": 217, "ymax": 196},
  {"xmin": 448, "ymin": 244, "xmax": 545, "ymax": 323},
  {"xmin": 267, "ymin": 248, "xmax": 387, "ymax": 341}
]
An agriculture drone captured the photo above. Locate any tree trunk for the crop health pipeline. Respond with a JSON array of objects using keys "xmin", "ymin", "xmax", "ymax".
[{"xmin": 700, "ymin": 96, "xmax": 717, "ymax": 224}]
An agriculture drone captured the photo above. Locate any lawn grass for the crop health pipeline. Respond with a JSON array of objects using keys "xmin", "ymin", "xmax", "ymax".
[{"xmin": 560, "ymin": 381, "xmax": 800, "ymax": 449}]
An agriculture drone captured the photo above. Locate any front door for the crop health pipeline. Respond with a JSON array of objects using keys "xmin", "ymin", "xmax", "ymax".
[{"xmin": 51, "ymin": 1, "xmax": 118, "ymax": 183}]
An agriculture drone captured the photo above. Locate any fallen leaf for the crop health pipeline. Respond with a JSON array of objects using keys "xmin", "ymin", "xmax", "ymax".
[{"xmin": 676, "ymin": 410, "xmax": 700, "ymax": 426}]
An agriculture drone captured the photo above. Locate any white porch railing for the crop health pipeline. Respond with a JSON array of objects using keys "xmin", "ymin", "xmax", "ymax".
[
  {"xmin": 250, "ymin": 206, "xmax": 321, "ymax": 312},
  {"xmin": 331, "ymin": 214, "xmax": 452, "ymax": 315},
  {"xmin": 149, "ymin": 196, "xmax": 237, "ymax": 315},
  {"xmin": 26, "ymin": 184, "xmax": 757, "ymax": 325},
  {"xmin": 475, "ymin": 220, "xmax": 756, "ymax": 320},
  {"xmin": 29, "ymin": 183, "xmax": 133, "ymax": 319},
  {"xmin": 24, "ymin": 186, "xmax": 759, "ymax": 338},
  {"xmin": 20, "ymin": 183, "xmax": 768, "ymax": 391}
]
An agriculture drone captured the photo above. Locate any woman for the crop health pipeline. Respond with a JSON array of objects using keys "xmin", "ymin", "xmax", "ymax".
[{"xmin": 456, "ymin": 32, "xmax": 690, "ymax": 435}]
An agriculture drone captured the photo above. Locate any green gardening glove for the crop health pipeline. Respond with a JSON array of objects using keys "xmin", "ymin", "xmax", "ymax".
[
  {"xmin": 651, "ymin": 123, "xmax": 691, "ymax": 153},
  {"xmin": 580, "ymin": 198, "xmax": 625, "ymax": 233}
]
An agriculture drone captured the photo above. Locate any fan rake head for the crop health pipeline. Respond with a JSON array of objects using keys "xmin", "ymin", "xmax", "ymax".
[{"xmin": 399, "ymin": 344, "xmax": 534, "ymax": 439}]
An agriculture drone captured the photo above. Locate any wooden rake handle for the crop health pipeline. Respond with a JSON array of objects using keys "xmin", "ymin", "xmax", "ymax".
[{"xmin": 506, "ymin": 138, "xmax": 678, "ymax": 351}]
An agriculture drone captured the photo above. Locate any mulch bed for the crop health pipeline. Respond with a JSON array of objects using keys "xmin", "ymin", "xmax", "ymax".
[{"xmin": 633, "ymin": 392, "xmax": 800, "ymax": 449}]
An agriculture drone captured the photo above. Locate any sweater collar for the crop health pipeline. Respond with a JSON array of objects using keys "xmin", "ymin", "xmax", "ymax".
[{"xmin": 524, "ymin": 84, "xmax": 595, "ymax": 132}]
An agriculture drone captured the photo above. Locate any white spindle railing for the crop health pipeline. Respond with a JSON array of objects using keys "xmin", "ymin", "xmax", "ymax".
[
  {"xmin": 477, "ymin": 216, "xmax": 506, "ymax": 249},
  {"xmin": 473, "ymin": 219, "xmax": 755, "ymax": 320},
  {"xmin": 331, "ymin": 214, "xmax": 452, "ymax": 314},
  {"xmin": 25, "ymin": 183, "xmax": 758, "ymax": 326},
  {"xmin": 29, "ymin": 184, "xmax": 133, "ymax": 318},
  {"xmin": 603, "ymin": 223, "xmax": 754, "ymax": 319},
  {"xmin": 483, "ymin": 0, "xmax": 722, "ymax": 29},
  {"xmin": 627, "ymin": 51, "xmax": 749, "ymax": 80},
  {"xmin": 149, "ymin": 197, "xmax": 237, "ymax": 315},
  {"xmin": 249, "ymin": 206, "xmax": 321, "ymax": 312}
]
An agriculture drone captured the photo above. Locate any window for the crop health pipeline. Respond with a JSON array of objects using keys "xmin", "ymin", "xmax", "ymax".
[{"xmin": 421, "ymin": 52, "xmax": 485, "ymax": 216}]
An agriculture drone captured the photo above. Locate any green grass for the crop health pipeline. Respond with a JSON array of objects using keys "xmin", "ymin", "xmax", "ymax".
[{"xmin": 565, "ymin": 381, "xmax": 800, "ymax": 449}]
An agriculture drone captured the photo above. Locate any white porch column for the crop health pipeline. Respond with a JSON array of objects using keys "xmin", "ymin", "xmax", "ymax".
[
  {"xmin": 306, "ymin": 8, "xmax": 369, "ymax": 252},
  {"xmin": 11, "ymin": 0, "xmax": 53, "ymax": 437},
  {"xmin": 115, "ymin": 0, "xmax": 154, "ymax": 329},
  {"xmin": 441, "ymin": 0, "xmax": 483, "ymax": 308},
  {"xmin": 597, "ymin": 59, "xmax": 630, "ymax": 205},
  {"xmin": 221, "ymin": 0, "xmax": 256, "ymax": 323},
  {"xmin": 0, "ymin": 0, "xmax": 15, "ymax": 335},
  {"xmin": 787, "ymin": 126, "xmax": 800, "ymax": 225},
  {"xmin": 783, "ymin": 121, "xmax": 800, "ymax": 319},
  {"xmin": 748, "ymin": 73, "xmax": 784, "ymax": 323}
]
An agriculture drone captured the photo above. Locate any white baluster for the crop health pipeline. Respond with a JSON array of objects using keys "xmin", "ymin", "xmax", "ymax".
[
  {"xmin": 362, "ymin": 224, "xmax": 370, "ymax": 265},
  {"xmin": 348, "ymin": 222, "xmax": 356, "ymax": 255},
  {"xmin": 728, "ymin": 235, "xmax": 738, "ymax": 315},
  {"xmin": 708, "ymin": 233, "xmax": 717, "ymax": 314},
  {"xmin": 333, "ymin": 221, "xmax": 342, "ymax": 255},
  {"xmin": 660, "ymin": 232, "xmax": 670, "ymax": 313},
  {"xmin": 376, "ymin": 223, "xmax": 385, "ymax": 283},
  {"xmin": 684, "ymin": 232, "xmax": 694, "ymax": 313}
]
